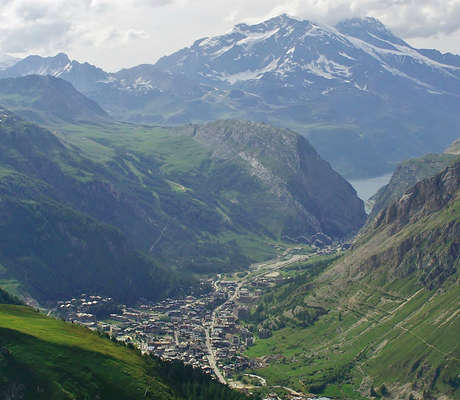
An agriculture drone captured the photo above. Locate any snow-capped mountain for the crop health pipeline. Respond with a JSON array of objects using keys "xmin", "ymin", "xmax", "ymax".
[
  {"xmin": 3, "ymin": 53, "xmax": 73, "ymax": 77},
  {"xmin": 156, "ymin": 15, "xmax": 460, "ymax": 95},
  {"xmin": 1, "ymin": 15, "xmax": 460, "ymax": 178}
]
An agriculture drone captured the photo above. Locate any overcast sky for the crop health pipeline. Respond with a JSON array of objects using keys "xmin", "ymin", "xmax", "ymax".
[{"xmin": 1, "ymin": 0, "xmax": 460, "ymax": 71}]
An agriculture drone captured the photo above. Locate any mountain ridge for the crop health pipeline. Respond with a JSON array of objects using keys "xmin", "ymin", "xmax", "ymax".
[
  {"xmin": 0, "ymin": 108, "xmax": 365, "ymax": 304},
  {"xmin": 2, "ymin": 15, "xmax": 460, "ymax": 178},
  {"xmin": 175, "ymin": 120, "xmax": 365, "ymax": 239},
  {"xmin": 367, "ymin": 152, "xmax": 458, "ymax": 221},
  {"xmin": 0, "ymin": 75, "xmax": 109, "ymax": 124},
  {"xmin": 242, "ymin": 160, "xmax": 460, "ymax": 398}
]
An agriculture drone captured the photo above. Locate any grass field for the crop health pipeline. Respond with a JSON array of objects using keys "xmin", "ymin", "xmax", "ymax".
[
  {"xmin": 240, "ymin": 187, "xmax": 460, "ymax": 398},
  {"xmin": 56, "ymin": 122, "xmax": 212, "ymax": 173},
  {"xmin": 244, "ymin": 280, "xmax": 459, "ymax": 398},
  {"xmin": 0, "ymin": 305, "xmax": 174, "ymax": 400}
]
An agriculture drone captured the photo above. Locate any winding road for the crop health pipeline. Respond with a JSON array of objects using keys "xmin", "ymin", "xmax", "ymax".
[{"xmin": 203, "ymin": 251, "xmax": 314, "ymax": 386}]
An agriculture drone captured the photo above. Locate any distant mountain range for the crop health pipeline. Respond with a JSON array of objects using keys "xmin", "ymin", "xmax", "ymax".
[{"xmin": 1, "ymin": 15, "xmax": 460, "ymax": 177}]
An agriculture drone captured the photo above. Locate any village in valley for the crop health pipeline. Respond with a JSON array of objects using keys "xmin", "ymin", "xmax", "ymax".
[{"xmin": 54, "ymin": 243, "xmax": 341, "ymax": 400}]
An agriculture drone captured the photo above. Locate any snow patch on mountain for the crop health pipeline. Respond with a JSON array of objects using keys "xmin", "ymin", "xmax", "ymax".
[
  {"xmin": 236, "ymin": 28, "xmax": 280, "ymax": 48},
  {"xmin": 339, "ymin": 52, "xmax": 355, "ymax": 61},
  {"xmin": 220, "ymin": 57, "xmax": 280, "ymax": 83},
  {"xmin": 212, "ymin": 44, "xmax": 235, "ymax": 58},
  {"xmin": 304, "ymin": 55, "xmax": 352, "ymax": 80}
]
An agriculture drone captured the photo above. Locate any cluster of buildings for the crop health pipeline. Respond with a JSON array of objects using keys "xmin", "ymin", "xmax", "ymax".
[
  {"xmin": 55, "ymin": 294, "xmax": 115, "ymax": 328},
  {"xmin": 53, "ymin": 245, "xmax": 337, "ymax": 399},
  {"xmin": 53, "ymin": 279, "xmax": 259, "ymax": 380},
  {"xmin": 208, "ymin": 282, "xmax": 257, "ymax": 377}
]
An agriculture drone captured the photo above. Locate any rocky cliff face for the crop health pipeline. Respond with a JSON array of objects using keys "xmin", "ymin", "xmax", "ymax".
[
  {"xmin": 334, "ymin": 161, "xmax": 460, "ymax": 287},
  {"xmin": 300, "ymin": 161, "xmax": 460, "ymax": 398},
  {"xmin": 368, "ymin": 153, "xmax": 458, "ymax": 222},
  {"xmin": 178, "ymin": 120, "xmax": 366, "ymax": 240},
  {"xmin": 374, "ymin": 161, "xmax": 460, "ymax": 231}
]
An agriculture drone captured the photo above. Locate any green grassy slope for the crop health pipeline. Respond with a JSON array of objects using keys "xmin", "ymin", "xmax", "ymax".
[
  {"xmin": 0, "ymin": 194, "xmax": 185, "ymax": 304},
  {"xmin": 0, "ymin": 75, "xmax": 109, "ymax": 124},
  {"xmin": 0, "ymin": 108, "xmax": 261, "ymax": 302},
  {"xmin": 0, "ymin": 104, "xmax": 364, "ymax": 303},
  {"xmin": 242, "ymin": 162, "xmax": 460, "ymax": 399},
  {"xmin": 0, "ymin": 305, "xmax": 249, "ymax": 400},
  {"xmin": 0, "ymin": 110, "xmax": 189, "ymax": 304},
  {"xmin": 56, "ymin": 120, "xmax": 288, "ymax": 269}
]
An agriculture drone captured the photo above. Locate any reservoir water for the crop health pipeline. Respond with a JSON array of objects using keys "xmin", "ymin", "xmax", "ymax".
[{"xmin": 348, "ymin": 173, "xmax": 393, "ymax": 201}]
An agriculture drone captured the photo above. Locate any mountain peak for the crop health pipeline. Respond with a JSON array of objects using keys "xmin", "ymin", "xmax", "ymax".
[
  {"xmin": 234, "ymin": 13, "xmax": 301, "ymax": 33},
  {"xmin": 339, "ymin": 16, "xmax": 388, "ymax": 31},
  {"xmin": 2, "ymin": 52, "xmax": 73, "ymax": 79},
  {"xmin": 265, "ymin": 13, "xmax": 300, "ymax": 25},
  {"xmin": 54, "ymin": 52, "xmax": 71, "ymax": 63},
  {"xmin": 23, "ymin": 52, "xmax": 71, "ymax": 65},
  {"xmin": 335, "ymin": 16, "xmax": 406, "ymax": 46}
]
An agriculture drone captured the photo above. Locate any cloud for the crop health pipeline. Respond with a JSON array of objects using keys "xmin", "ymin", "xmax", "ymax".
[
  {"xmin": 0, "ymin": 0, "xmax": 459, "ymax": 71},
  {"xmin": 256, "ymin": 0, "xmax": 460, "ymax": 38},
  {"xmin": 132, "ymin": 0, "xmax": 176, "ymax": 6},
  {"xmin": 0, "ymin": 0, "xmax": 157, "ymax": 57}
]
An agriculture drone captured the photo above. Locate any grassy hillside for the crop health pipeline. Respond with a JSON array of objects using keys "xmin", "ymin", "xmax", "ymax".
[
  {"xmin": 0, "ymin": 75, "xmax": 109, "ymax": 124},
  {"xmin": 0, "ymin": 98, "xmax": 365, "ymax": 304},
  {"xmin": 0, "ymin": 108, "xmax": 259, "ymax": 302},
  {"xmin": 242, "ymin": 162, "xmax": 460, "ymax": 399},
  {"xmin": 0, "ymin": 104, "xmax": 364, "ymax": 303},
  {"xmin": 54, "ymin": 119, "xmax": 364, "ymax": 246},
  {"xmin": 0, "ymin": 304, "xmax": 249, "ymax": 400},
  {"xmin": 0, "ymin": 194, "xmax": 185, "ymax": 304},
  {"xmin": 0, "ymin": 110, "xmax": 190, "ymax": 304}
]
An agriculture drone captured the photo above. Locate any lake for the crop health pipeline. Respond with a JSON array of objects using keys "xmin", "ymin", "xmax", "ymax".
[{"xmin": 348, "ymin": 173, "xmax": 393, "ymax": 201}]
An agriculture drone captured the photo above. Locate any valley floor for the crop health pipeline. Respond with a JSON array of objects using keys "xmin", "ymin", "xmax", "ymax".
[{"xmin": 52, "ymin": 243, "xmax": 341, "ymax": 400}]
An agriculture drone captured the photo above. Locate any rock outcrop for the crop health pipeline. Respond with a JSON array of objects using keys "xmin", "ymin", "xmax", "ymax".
[
  {"xmin": 178, "ymin": 120, "xmax": 366, "ymax": 240},
  {"xmin": 368, "ymin": 152, "xmax": 457, "ymax": 221}
]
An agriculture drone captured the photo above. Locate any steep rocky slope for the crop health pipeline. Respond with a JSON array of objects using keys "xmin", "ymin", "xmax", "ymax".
[
  {"xmin": 343, "ymin": 161, "xmax": 459, "ymax": 286},
  {"xmin": 367, "ymin": 152, "xmax": 458, "ymax": 221},
  {"xmin": 244, "ymin": 161, "xmax": 460, "ymax": 399},
  {"xmin": 177, "ymin": 120, "xmax": 365, "ymax": 239}
]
